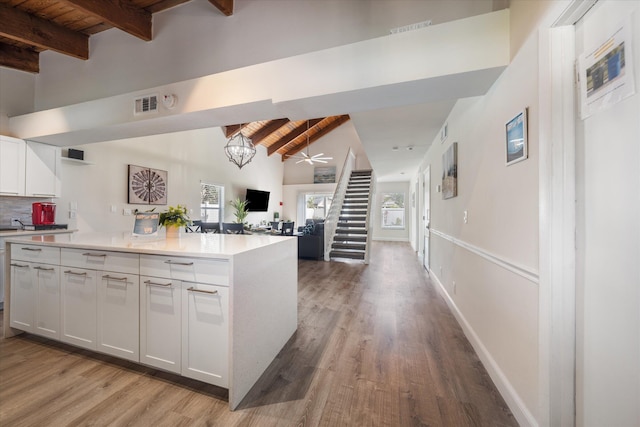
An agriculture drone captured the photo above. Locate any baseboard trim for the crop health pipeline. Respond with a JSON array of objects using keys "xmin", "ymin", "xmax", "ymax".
[
  {"xmin": 429, "ymin": 270, "xmax": 538, "ymax": 427},
  {"xmin": 430, "ymin": 228, "xmax": 539, "ymax": 284}
]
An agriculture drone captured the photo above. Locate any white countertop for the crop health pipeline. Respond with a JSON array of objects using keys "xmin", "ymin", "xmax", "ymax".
[
  {"xmin": 4, "ymin": 231, "xmax": 296, "ymax": 259},
  {"xmin": 0, "ymin": 229, "xmax": 75, "ymax": 238}
]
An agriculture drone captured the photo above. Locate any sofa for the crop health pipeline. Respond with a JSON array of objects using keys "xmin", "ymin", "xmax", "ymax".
[{"xmin": 297, "ymin": 220, "xmax": 324, "ymax": 260}]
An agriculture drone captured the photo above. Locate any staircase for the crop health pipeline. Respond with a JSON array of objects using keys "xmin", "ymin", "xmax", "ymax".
[{"xmin": 330, "ymin": 170, "xmax": 372, "ymax": 261}]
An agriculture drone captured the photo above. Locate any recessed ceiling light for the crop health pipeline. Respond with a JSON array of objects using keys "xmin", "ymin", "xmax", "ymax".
[{"xmin": 392, "ymin": 146, "xmax": 399, "ymax": 151}]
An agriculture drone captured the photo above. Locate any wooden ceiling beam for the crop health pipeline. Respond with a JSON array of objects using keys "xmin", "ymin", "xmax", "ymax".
[
  {"xmin": 0, "ymin": 43, "xmax": 39, "ymax": 73},
  {"xmin": 282, "ymin": 115, "xmax": 351, "ymax": 160},
  {"xmin": 60, "ymin": 0, "xmax": 152, "ymax": 41},
  {"xmin": 268, "ymin": 118, "xmax": 323, "ymax": 156},
  {"xmin": 209, "ymin": 0, "xmax": 234, "ymax": 16},
  {"xmin": 249, "ymin": 119, "xmax": 290, "ymax": 145},
  {"xmin": 0, "ymin": 4, "xmax": 89, "ymax": 59},
  {"xmin": 223, "ymin": 124, "xmax": 244, "ymax": 138}
]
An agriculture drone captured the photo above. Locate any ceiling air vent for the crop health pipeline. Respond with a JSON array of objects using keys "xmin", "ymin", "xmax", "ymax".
[{"xmin": 134, "ymin": 95, "xmax": 158, "ymax": 115}]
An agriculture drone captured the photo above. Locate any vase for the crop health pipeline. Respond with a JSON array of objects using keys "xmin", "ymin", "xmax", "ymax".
[{"xmin": 166, "ymin": 224, "xmax": 181, "ymax": 238}]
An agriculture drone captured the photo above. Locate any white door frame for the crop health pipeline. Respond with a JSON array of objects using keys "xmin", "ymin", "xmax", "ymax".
[
  {"xmin": 423, "ymin": 166, "xmax": 430, "ymax": 271},
  {"xmin": 538, "ymin": 1, "xmax": 596, "ymax": 424}
]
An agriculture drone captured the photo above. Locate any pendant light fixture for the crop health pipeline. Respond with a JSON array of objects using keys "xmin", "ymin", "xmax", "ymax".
[{"xmin": 224, "ymin": 124, "xmax": 256, "ymax": 169}]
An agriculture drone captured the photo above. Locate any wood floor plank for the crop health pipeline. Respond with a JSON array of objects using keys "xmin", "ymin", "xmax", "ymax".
[{"xmin": 0, "ymin": 241, "xmax": 517, "ymax": 426}]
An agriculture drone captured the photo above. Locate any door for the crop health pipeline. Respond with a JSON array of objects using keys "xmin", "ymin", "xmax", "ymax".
[
  {"xmin": 423, "ymin": 166, "xmax": 431, "ymax": 271},
  {"xmin": 61, "ymin": 267, "xmax": 97, "ymax": 350},
  {"xmin": 97, "ymin": 272, "xmax": 139, "ymax": 361},
  {"xmin": 140, "ymin": 276, "xmax": 181, "ymax": 373}
]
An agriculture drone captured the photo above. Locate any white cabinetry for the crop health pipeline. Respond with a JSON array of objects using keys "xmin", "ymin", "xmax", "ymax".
[
  {"xmin": 25, "ymin": 141, "xmax": 61, "ymax": 197},
  {"xmin": 182, "ymin": 283, "xmax": 229, "ymax": 387},
  {"xmin": 60, "ymin": 248, "xmax": 140, "ymax": 357},
  {"xmin": 140, "ymin": 276, "xmax": 181, "ymax": 373},
  {"xmin": 0, "ymin": 135, "xmax": 26, "ymax": 196},
  {"xmin": 140, "ymin": 254, "xmax": 229, "ymax": 387},
  {"xmin": 9, "ymin": 244, "xmax": 61, "ymax": 339},
  {"xmin": 97, "ymin": 271, "xmax": 139, "ymax": 361},
  {"xmin": 61, "ymin": 267, "xmax": 97, "ymax": 350}
]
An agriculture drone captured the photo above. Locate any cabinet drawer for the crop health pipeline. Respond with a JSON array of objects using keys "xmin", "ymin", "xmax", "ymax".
[
  {"xmin": 61, "ymin": 248, "xmax": 139, "ymax": 274},
  {"xmin": 11, "ymin": 244, "xmax": 60, "ymax": 264},
  {"xmin": 140, "ymin": 255, "xmax": 229, "ymax": 286}
]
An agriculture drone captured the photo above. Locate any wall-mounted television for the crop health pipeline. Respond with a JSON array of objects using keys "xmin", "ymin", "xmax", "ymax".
[{"xmin": 245, "ymin": 189, "xmax": 270, "ymax": 212}]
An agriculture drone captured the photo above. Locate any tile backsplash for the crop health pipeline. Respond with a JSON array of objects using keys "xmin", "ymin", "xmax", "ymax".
[{"xmin": 0, "ymin": 196, "xmax": 54, "ymax": 225}]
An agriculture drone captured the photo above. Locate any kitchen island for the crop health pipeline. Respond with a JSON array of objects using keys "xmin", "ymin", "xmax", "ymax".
[{"xmin": 3, "ymin": 232, "xmax": 298, "ymax": 409}]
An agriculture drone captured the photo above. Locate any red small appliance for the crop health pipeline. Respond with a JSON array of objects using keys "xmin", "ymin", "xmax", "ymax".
[{"xmin": 32, "ymin": 202, "xmax": 56, "ymax": 225}]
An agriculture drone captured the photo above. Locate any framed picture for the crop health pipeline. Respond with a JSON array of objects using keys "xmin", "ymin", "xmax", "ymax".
[
  {"xmin": 442, "ymin": 142, "xmax": 458, "ymax": 199},
  {"xmin": 505, "ymin": 108, "xmax": 528, "ymax": 166},
  {"xmin": 440, "ymin": 122, "xmax": 448, "ymax": 143},
  {"xmin": 128, "ymin": 165, "xmax": 168, "ymax": 205},
  {"xmin": 314, "ymin": 166, "xmax": 336, "ymax": 183}
]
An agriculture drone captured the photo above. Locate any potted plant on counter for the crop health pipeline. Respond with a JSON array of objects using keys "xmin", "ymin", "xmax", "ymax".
[{"xmin": 159, "ymin": 204, "xmax": 190, "ymax": 238}]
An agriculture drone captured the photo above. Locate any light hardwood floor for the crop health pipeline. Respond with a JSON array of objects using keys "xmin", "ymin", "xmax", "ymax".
[{"xmin": 0, "ymin": 242, "xmax": 517, "ymax": 426}]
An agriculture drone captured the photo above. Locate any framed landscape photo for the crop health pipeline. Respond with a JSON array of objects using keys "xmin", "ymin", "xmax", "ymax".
[
  {"xmin": 505, "ymin": 108, "xmax": 528, "ymax": 166},
  {"xmin": 442, "ymin": 142, "xmax": 458, "ymax": 199}
]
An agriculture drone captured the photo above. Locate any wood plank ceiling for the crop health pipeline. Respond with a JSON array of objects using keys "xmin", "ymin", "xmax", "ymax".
[{"xmin": 0, "ymin": 0, "xmax": 350, "ymax": 161}]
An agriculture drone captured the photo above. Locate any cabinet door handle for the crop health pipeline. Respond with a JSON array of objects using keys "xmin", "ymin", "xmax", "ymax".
[
  {"xmin": 30, "ymin": 193, "xmax": 56, "ymax": 197},
  {"xmin": 187, "ymin": 287, "xmax": 218, "ymax": 295},
  {"xmin": 82, "ymin": 252, "xmax": 107, "ymax": 257},
  {"xmin": 164, "ymin": 260, "xmax": 194, "ymax": 266},
  {"xmin": 22, "ymin": 247, "xmax": 42, "ymax": 252},
  {"xmin": 103, "ymin": 275, "xmax": 127, "ymax": 282},
  {"xmin": 144, "ymin": 280, "xmax": 172, "ymax": 287},
  {"xmin": 34, "ymin": 266, "xmax": 55, "ymax": 271},
  {"xmin": 10, "ymin": 263, "xmax": 29, "ymax": 268},
  {"xmin": 64, "ymin": 270, "xmax": 87, "ymax": 276}
]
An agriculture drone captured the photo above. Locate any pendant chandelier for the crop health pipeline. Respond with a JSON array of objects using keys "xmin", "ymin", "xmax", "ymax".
[{"xmin": 224, "ymin": 125, "xmax": 256, "ymax": 169}]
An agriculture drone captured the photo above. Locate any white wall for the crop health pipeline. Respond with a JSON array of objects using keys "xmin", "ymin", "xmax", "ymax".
[
  {"xmin": 575, "ymin": 2, "xmax": 640, "ymax": 425},
  {"xmin": 31, "ymin": 0, "xmax": 497, "ymax": 111},
  {"xmin": 412, "ymin": 16, "xmax": 542, "ymax": 424},
  {"xmin": 58, "ymin": 127, "xmax": 284, "ymax": 233}
]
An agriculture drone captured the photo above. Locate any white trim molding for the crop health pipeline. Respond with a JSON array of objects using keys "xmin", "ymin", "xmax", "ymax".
[
  {"xmin": 430, "ymin": 271, "xmax": 538, "ymax": 427},
  {"xmin": 430, "ymin": 228, "xmax": 539, "ymax": 284}
]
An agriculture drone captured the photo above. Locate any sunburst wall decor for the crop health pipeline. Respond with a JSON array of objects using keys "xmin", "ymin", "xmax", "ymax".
[{"xmin": 128, "ymin": 164, "xmax": 168, "ymax": 205}]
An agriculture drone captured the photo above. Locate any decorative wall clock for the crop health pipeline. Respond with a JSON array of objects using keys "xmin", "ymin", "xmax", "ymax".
[{"xmin": 128, "ymin": 165, "xmax": 167, "ymax": 205}]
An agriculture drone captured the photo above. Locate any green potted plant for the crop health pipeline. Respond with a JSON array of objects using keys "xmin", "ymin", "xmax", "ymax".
[
  {"xmin": 159, "ymin": 204, "xmax": 190, "ymax": 238},
  {"xmin": 229, "ymin": 198, "xmax": 249, "ymax": 225}
]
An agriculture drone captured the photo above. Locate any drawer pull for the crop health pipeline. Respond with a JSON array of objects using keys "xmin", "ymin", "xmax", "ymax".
[
  {"xmin": 144, "ymin": 280, "xmax": 172, "ymax": 287},
  {"xmin": 164, "ymin": 260, "xmax": 194, "ymax": 266},
  {"xmin": 187, "ymin": 287, "xmax": 218, "ymax": 295},
  {"xmin": 64, "ymin": 270, "xmax": 87, "ymax": 276},
  {"xmin": 22, "ymin": 247, "xmax": 42, "ymax": 252},
  {"xmin": 34, "ymin": 266, "xmax": 55, "ymax": 271},
  {"xmin": 103, "ymin": 275, "xmax": 127, "ymax": 282},
  {"xmin": 10, "ymin": 263, "xmax": 29, "ymax": 268},
  {"xmin": 83, "ymin": 252, "xmax": 107, "ymax": 257}
]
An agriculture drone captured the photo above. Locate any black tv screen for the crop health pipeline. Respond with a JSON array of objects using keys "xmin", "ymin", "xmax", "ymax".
[{"xmin": 245, "ymin": 189, "xmax": 270, "ymax": 212}]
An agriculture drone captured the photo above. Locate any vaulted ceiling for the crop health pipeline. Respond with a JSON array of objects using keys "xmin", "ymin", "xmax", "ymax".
[{"xmin": 0, "ymin": 0, "xmax": 350, "ymax": 161}]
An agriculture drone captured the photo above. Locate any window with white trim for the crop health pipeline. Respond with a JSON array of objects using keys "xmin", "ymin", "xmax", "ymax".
[{"xmin": 381, "ymin": 192, "xmax": 405, "ymax": 229}]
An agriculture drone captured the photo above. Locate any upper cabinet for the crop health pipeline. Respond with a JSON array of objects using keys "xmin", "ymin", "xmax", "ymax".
[
  {"xmin": 25, "ymin": 141, "xmax": 61, "ymax": 197},
  {"xmin": 0, "ymin": 136, "xmax": 61, "ymax": 198},
  {"xmin": 0, "ymin": 135, "xmax": 26, "ymax": 196}
]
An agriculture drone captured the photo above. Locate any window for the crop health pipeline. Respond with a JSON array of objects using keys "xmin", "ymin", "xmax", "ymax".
[
  {"xmin": 200, "ymin": 183, "xmax": 224, "ymax": 222},
  {"xmin": 305, "ymin": 193, "xmax": 333, "ymax": 222},
  {"xmin": 381, "ymin": 192, "xmax": 405, "ymax": 229}
]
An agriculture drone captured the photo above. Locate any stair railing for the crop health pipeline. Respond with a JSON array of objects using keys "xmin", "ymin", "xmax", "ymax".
[
  {"xmin": 324, "ymin": 148, "xmax": 356, "ymax": 261},
  {"xmin": 363, "ymin": 169, "xmax": 376, "ymax": 264}
]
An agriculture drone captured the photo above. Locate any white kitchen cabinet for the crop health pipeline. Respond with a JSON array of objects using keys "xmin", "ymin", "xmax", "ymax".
[
  {"xmin": 25, "ymin": 141, "xmax": 61, "ymax": 197},
  {"xmin": 97, "ymin": 271, "xmax": 139, "ymax": 362},
  {"xmin": 182, "ymin": 282, "xmax": 229, "ymax": 387},
  {"xmin": 140, "ymin": 276, "xmax": 182, "ymax": 373},
  {"xmin": 9, "ymin": 261, "xmax": 35, "ymax": 332},
  {"xmin": 0, "ymin": 135, "xmax": 26, "ymax": 196},
  {"xmin": 61, "ymin": 267, "xmax": 97, "ymax": 350},
  {"xmin": 34, "ymin": 263, "xmax": 61, "ymax": 339}
]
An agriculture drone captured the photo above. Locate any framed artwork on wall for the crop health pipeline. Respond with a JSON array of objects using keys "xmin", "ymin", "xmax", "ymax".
[
  {"xmin": 442, "ymin": 142, "xmax": 458, "ymax": 199},
  {"xmin": 128, "ymin": 165, "xmax": 168, "ymax": 205},
  {"xmin": 314, "ymin": 166, "xmax": 336, "ymax": 183},
  {"xmin": 505, "ymin": 108, "xmax": 528, "ymax": 166}
]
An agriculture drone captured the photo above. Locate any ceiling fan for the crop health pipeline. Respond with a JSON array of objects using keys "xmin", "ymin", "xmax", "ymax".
[{"xmin": 289, "ymin": 120, "xmax": 333, "ymax": 165}]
